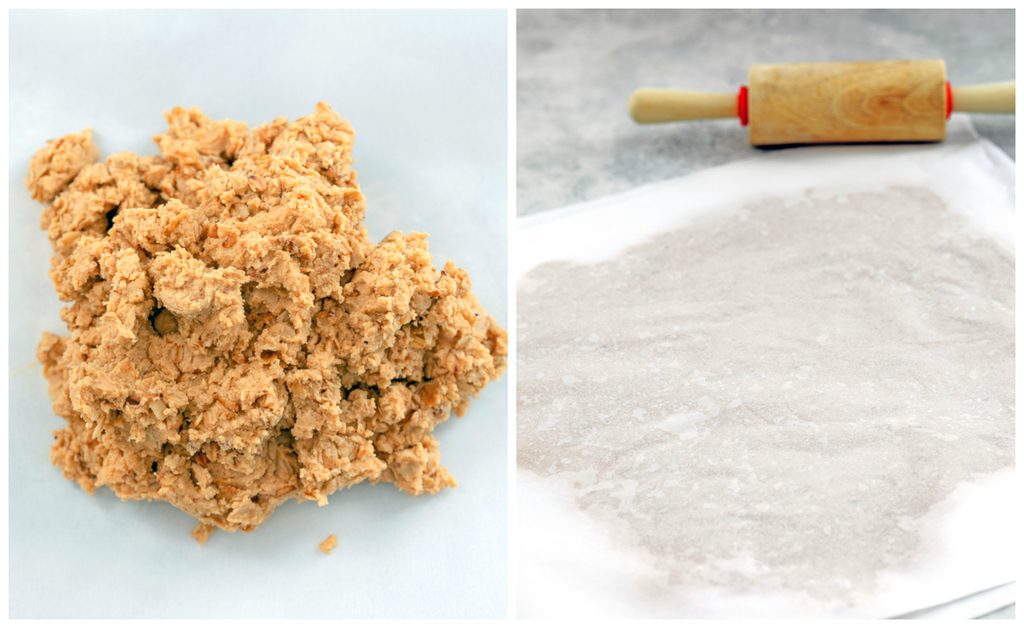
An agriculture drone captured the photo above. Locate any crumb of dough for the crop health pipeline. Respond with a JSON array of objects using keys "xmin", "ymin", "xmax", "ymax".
[
  {"xmin": 28, "ymin": 102, "xmax": 507, "ymax": 535},
  {"xmin": 192, "ymin": 522, "xmax": 214, "ymax": 545},
  {"xmin": 27, "ymin": 129, "xmax": 100, "ymax": 203},
  {"xmin": 319, "ymin": 533, "xmax": 338, "ymax": 554}
]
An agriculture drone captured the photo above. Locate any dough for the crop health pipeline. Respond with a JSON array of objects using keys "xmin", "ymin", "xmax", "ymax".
[
  {"xmin": 319, "ymin": 533, "xmax": 338, "ymax": 555},
  {"xmin": 27, "ymin": 103, "xmax": 507, "ymax": 536}
]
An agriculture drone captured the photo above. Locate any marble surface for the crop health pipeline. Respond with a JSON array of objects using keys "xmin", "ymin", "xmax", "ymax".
[{"xmin": 517, "ymin": 9, "xmax": 1015, "ymax": 215}]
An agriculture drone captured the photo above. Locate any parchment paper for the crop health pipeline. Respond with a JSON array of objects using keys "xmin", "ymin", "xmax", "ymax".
[{"xmin": 516, "ymin": 118, "xmax": 1015, "ymax": 618}]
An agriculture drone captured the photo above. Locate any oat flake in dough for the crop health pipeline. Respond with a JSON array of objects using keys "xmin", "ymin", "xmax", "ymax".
[{"xmin": 28, "ymin": 103, "xmax": 507, "ymax": 536}]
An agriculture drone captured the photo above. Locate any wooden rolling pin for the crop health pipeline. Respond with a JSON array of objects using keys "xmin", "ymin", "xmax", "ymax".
[{"xmin": 628, "ymin": 60, "xmax": 1014, "ymax": 145}]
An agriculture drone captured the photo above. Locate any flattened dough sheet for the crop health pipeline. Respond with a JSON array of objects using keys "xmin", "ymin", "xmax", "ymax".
[{"xmin": 516, "ymin": 119, "xmax": 1015, "ymax": 618}]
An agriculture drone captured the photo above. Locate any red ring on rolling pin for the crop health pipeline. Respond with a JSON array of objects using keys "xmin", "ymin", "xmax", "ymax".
[
  {"xmin": 738, "ymin": 85, "xmax": 749, "ymax": 126},
  {"xmin": 945, "ymin": 82, "xmax": 953, "ymax": 119}
]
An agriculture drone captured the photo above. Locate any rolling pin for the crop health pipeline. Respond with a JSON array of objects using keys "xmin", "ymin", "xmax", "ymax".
[{"xmin": 628, "ymin": 60, "xmax": 1015, "ymax": 145}]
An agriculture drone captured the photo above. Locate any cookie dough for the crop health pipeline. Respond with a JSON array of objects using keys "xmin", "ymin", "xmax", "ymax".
[
  {"xmin": 28, "ymin": 103, "xmax": 507, "ymax": 536},
  {"xmin": 319, "ymin": 533, "xmax": 338, "ymax": 555}
]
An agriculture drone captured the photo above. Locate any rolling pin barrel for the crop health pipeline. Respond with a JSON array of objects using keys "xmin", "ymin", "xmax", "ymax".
[
  {"xmin": 628, "ymin": 59, "xmax": 1015, "ymax": 146},
  {"xmin": 748, "ymin": 59, "xmax": 947, "ymax": 145}
]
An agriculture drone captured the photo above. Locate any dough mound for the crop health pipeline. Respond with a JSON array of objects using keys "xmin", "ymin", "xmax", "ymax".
[{"xmin": 28, "ymin": 103, "xmax": 507, "ymax": 534}]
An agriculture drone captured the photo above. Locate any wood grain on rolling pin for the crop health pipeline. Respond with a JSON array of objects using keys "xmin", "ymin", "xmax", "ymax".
[{"xmin": 748, "ymin": 60, "xmax": 947, "ymax": 145}]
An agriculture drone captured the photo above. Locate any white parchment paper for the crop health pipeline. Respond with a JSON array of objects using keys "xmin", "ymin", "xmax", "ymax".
[{"xmin": 516, "ymin": 118, "xmax": 1015, "ymax": 618}]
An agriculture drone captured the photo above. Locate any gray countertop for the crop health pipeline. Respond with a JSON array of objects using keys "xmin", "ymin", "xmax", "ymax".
[{"xmin": 517, "ymin": 9, "xmax": 1015, "ymax": 216}]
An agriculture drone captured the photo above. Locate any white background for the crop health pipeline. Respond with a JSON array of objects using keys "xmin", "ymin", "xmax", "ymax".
[{"xmin": 8, "ymin": 9, "xmax": 508, "ymax": 619}]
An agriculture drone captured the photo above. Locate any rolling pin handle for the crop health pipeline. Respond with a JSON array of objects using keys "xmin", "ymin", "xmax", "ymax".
[
  {"xmin": 628, "ymin": 88, "xmax": 740, "ymax": 124},
  {"xmin": 950, "ymin": 81, "xmax": 1015, "ymax": 114}
]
